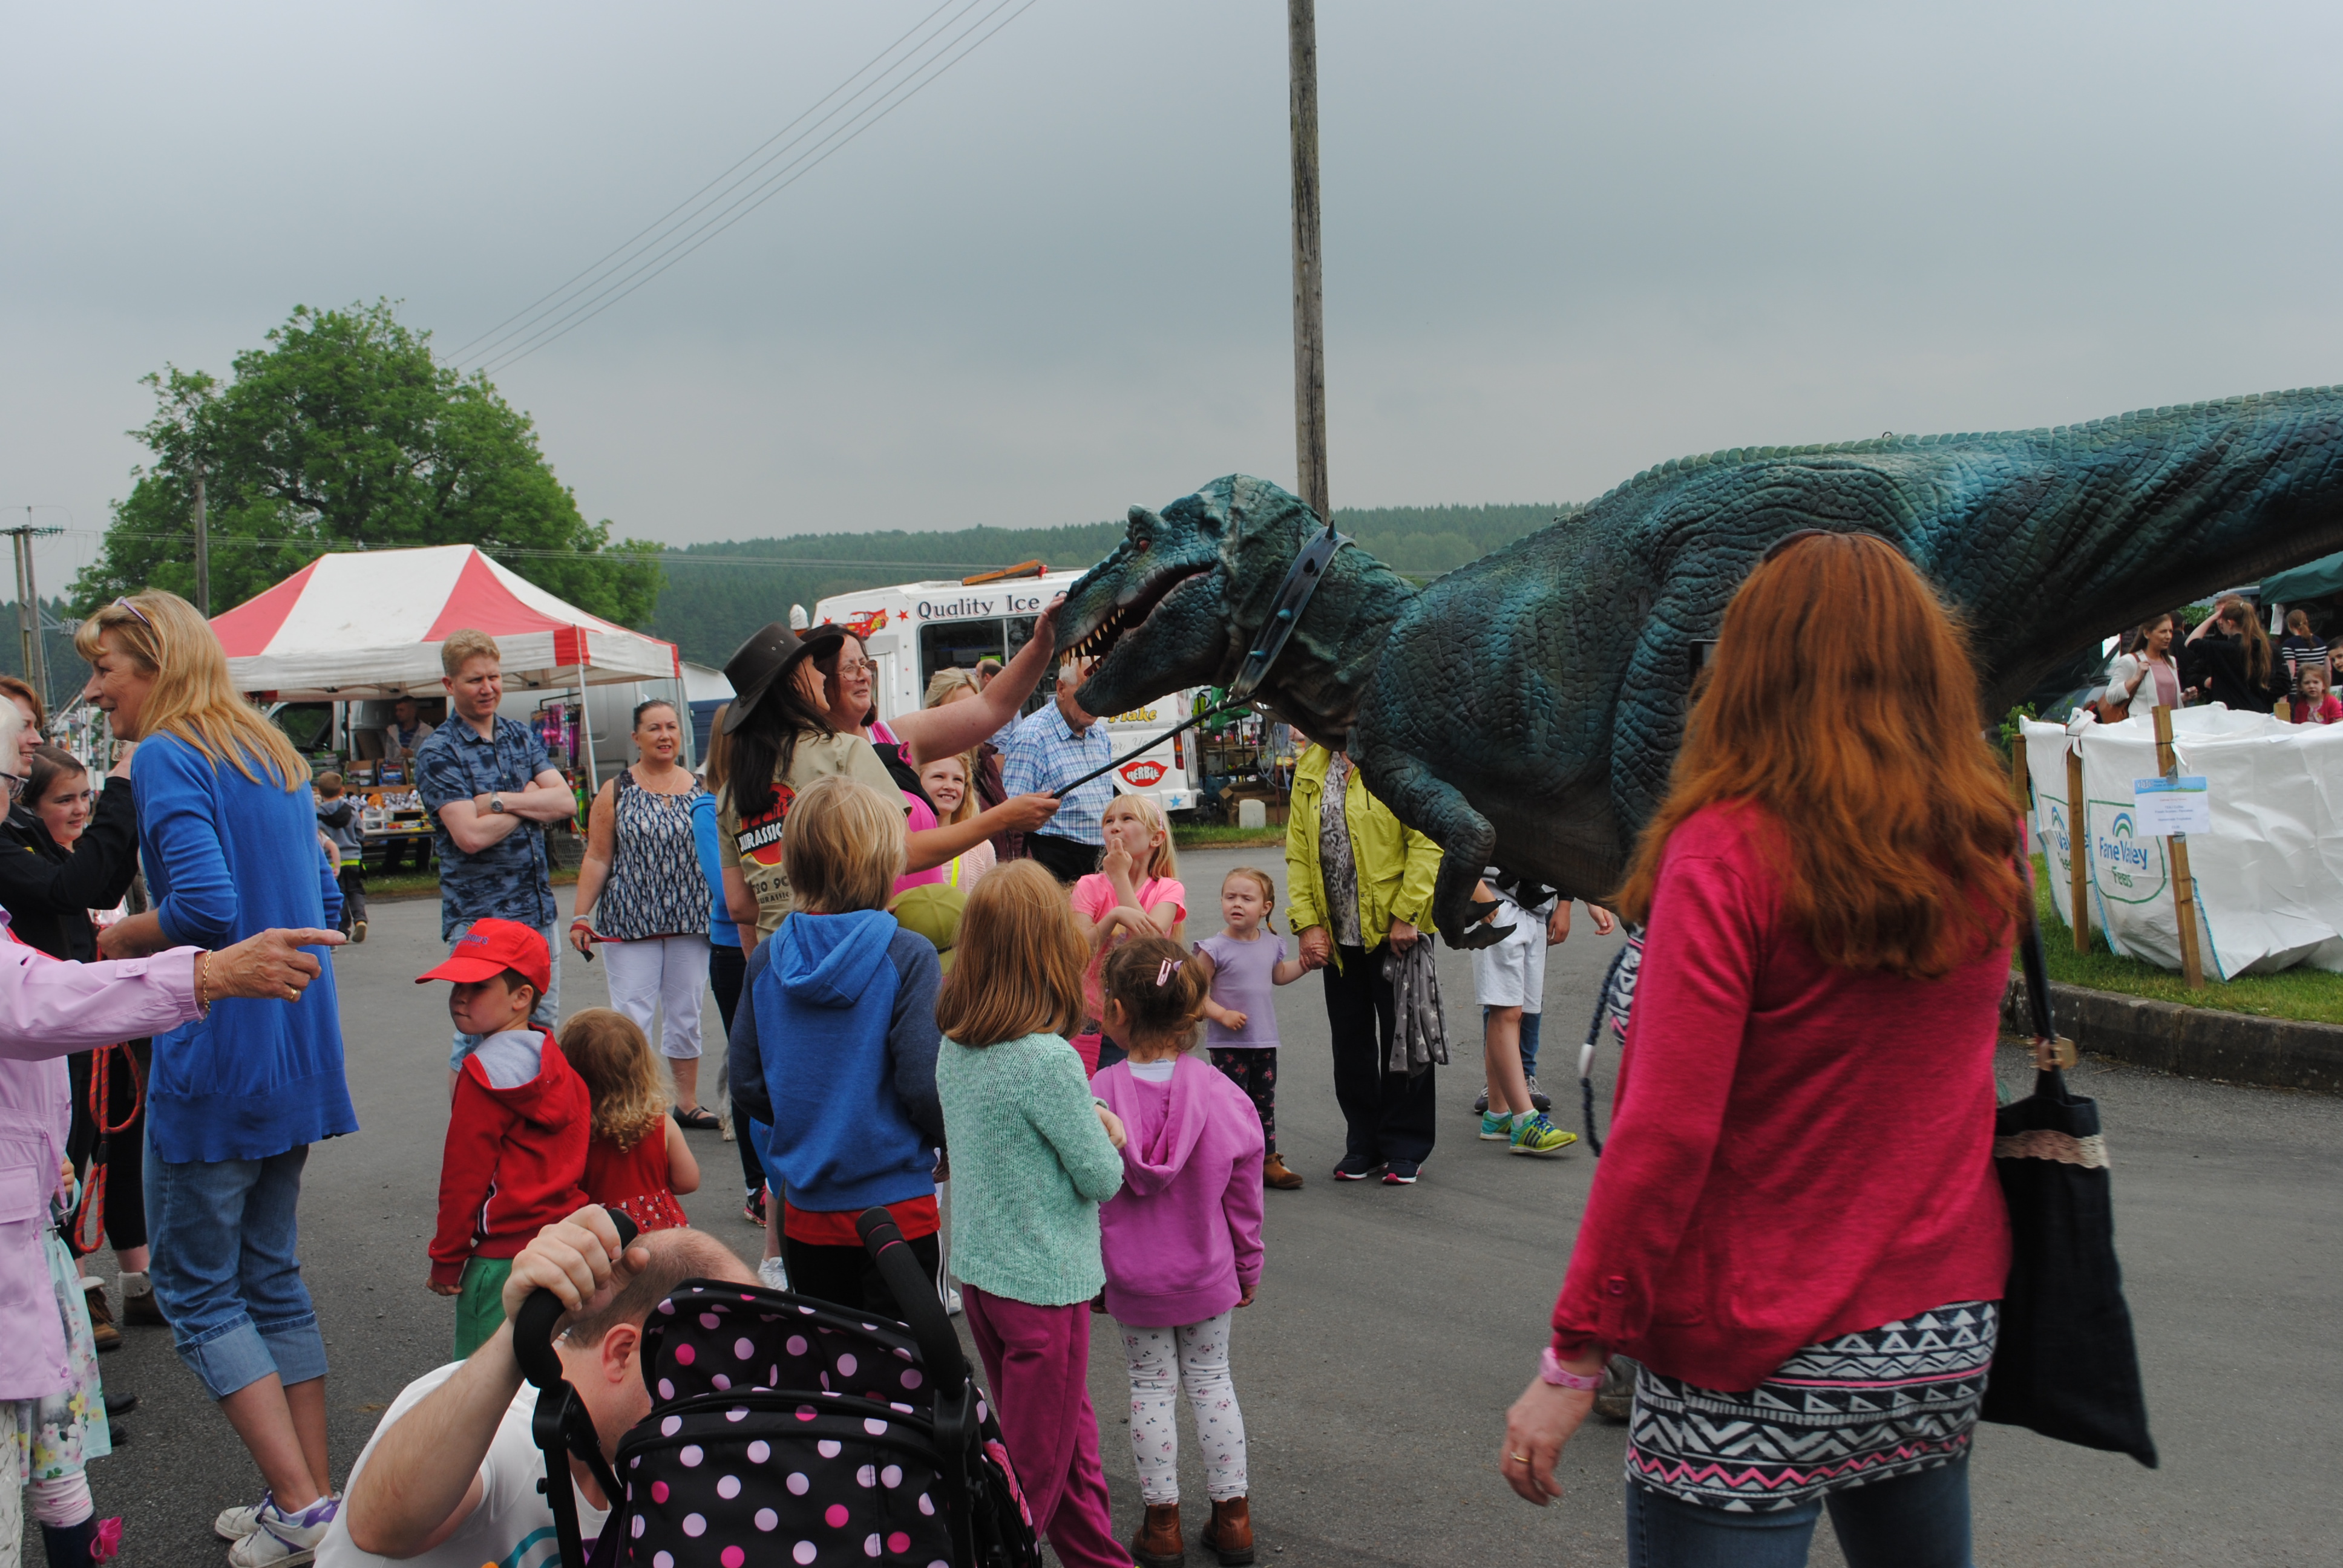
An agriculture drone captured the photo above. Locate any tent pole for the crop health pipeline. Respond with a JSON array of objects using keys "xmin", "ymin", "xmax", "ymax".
[{"xmin": 578, "ymin": 671, "xmax": 598, "ymax": 795}]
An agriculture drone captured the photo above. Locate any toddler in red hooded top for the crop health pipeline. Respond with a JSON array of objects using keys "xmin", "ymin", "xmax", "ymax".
[{"xmin": 418, "ymin": 919, "xmax": 590, "ymax": 1357}]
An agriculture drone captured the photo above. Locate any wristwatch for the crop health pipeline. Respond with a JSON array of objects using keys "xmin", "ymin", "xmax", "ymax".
[{"xmin": 490, "ymin": 793, "xmax": 506, "ymax": 815}]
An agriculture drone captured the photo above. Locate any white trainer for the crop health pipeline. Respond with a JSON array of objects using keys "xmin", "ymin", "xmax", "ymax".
[{"xmin": 228, "ymin": 1494, "xmax": 338, "ymax": 1567}]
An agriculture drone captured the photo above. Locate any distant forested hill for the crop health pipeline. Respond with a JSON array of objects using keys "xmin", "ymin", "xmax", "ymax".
[{"xmin": 645, "ymin": 502, "xmax": 1575, "ymax": 668}]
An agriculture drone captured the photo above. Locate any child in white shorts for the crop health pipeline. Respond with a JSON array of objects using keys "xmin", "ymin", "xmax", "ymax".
[{"xmin": 1473, "ymin": 871, "xmax": 1576, "ymax": 1156}]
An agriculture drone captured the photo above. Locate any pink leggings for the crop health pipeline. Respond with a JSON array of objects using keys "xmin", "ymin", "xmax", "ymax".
[{"xmin": 961, "ymin": 1285, "xmax": 1126, "ymax": 1568}]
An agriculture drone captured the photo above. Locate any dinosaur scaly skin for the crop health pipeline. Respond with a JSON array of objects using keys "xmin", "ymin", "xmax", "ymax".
[{"xmin": 1059, "ymin": 387, "xmax": 2343, "ymax": 947}]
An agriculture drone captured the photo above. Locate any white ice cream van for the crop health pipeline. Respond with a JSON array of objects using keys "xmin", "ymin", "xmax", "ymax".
[{"xmin": 811, "ymin": 566, "xmax": 1206, "ymax": 815}]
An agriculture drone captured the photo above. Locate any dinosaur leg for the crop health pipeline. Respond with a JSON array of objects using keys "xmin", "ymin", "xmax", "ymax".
[{"xmin": 1353, "ymin": 744, "xmax": 1515, "ymax": 950}]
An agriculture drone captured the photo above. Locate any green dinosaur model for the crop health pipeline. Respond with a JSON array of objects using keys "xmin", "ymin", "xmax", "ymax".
[{"xmin": 1057, "ymin": 386, "xmax": 2343, "ymax": 947}]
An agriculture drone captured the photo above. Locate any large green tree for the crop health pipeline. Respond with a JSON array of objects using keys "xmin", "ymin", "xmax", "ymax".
[{"xmin": 76, "ymin": 301, "xmax": 661, "ymax": 624}]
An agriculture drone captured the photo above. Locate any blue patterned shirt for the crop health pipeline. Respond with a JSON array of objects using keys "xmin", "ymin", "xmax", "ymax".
[
  {"xmin": 999, "ymin": 703, "xmax": 1113, "ymax": 846},
  {"xmin": 415, "ymin": 715, "xmax": 560, "ymax": 939}
]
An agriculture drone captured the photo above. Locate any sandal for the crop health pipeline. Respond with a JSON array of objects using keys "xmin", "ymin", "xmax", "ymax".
[{"xmin": 672, "ymin": 1105, "xmax": 721, "ymax": 1131}]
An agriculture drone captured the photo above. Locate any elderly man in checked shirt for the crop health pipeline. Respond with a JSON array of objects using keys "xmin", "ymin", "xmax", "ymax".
[{"xmin": 999, "ymin": 658, "xmax": 1115, "ymax": 885}]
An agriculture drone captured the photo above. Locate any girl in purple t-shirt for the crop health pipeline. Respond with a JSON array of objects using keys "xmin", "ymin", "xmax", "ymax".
[{"xmin": 1191, "ymin": 867, "xmax": 1311, "ymax": 1191}]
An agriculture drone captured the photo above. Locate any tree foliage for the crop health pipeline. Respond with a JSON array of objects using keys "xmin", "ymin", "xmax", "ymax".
[
  {"xmin": 644, "ymin": 501, "xmax": 1579, "ymax": 670},
  {"xmin": 75, "ymin": 301, "xmax": 661, "ymax": 624}
]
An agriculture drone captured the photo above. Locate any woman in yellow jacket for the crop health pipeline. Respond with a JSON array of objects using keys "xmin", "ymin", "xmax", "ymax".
[{"xmin": 1284, "ymin": 740, "xmax": 1444, "ymax": 1184}]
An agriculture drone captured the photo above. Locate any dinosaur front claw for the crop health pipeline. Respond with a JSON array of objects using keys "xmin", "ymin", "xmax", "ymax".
[{"xmin": 1450, "ymin": 918, "xmax": 1517, "ymax": 951}]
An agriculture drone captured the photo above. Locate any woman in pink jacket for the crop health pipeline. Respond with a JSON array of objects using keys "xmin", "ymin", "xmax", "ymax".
[
  {"xmin": 1090, "ymin": 936, "xmax": 1265, "ymax": 1568},
  {"xmin": 0, "ymin": 702, "xmax": 339, "ymax": 1568}
]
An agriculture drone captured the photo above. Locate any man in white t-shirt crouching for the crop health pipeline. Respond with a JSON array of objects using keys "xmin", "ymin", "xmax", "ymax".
[{"xmin": 318, "ymin": 1209, "xmax": 753, "ymax": 1567}]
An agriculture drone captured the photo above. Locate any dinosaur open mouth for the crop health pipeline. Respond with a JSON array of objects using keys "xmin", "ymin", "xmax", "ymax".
[{"xmin": 1066, "ymin": 562, "xmax": 1214, "ymax": 664}]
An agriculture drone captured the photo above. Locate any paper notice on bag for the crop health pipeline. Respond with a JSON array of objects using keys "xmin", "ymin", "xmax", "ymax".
[{"xmin": 2133, "ymin": 776, "xmax": 2212, "ymax": 837}]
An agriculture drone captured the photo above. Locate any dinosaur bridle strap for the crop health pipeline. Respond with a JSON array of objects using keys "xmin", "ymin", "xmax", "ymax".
[{"xmin": 1231, "ymin": 518, "xmax": 1351, "ymax": 701}]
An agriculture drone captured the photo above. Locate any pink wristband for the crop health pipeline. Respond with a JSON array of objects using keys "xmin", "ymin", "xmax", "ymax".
[{"xmin": 1539, "ymin": 1346, "xmax": 1604, "ymax": 1391}]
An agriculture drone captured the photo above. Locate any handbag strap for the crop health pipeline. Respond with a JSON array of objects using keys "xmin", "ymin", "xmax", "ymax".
[{"xmin": 2016, "ymin": 852, "xmax": 2071, "ymax": 1100}]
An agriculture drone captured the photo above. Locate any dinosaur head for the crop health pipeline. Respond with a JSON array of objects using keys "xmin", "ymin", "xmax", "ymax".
[{"xmin": 1058, "ymin": 475, "xmax": 1327, "ymax": 719}]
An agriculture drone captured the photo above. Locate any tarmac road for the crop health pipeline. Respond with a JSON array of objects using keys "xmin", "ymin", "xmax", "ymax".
[{"xmin": 41, "ymin": 846, "xmax": 2342, "ymax": 1566}]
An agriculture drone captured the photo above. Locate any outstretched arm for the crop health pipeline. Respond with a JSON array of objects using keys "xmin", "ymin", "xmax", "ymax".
[{"xmin": 898, "ymin": 598, "xmax": 1063, "ymax": 764}]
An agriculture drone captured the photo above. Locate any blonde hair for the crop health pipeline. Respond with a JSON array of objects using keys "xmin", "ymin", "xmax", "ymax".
[
  {"xmin": 1103, "ymin": 792, "xmax": 1176, "ymax": 881},
  {"xmin": 75, "ymin": 591, "xmax": 308, "ymax": 790},
  {"xmin": 1224, "ymin": 865, "xmax": 1276, "ymax": 905},
  {"xmin": 559, "ymin": 1008, "xmax": 670, "ymax": 1151},
  {"xmin": 784, "ymin": 776, "xmax": 905, "ymax": 913},
  {"xmin": 701, "ymin": 702, "xmax": 733, "ymax": 795},
  {"xmin": 933, "ymin": 859, "xmax": 1087, "ymax": 1046},
  {"xmin": 923, "ymin": 667, "xmax": 980, "ymax": 708},
  {"xmin": 440, "ymin": 628, "xmax": 501, "ymax": 678},
  {"xmin": 919, "ymin": 751, "xmax": 981, "ymax": 827}
]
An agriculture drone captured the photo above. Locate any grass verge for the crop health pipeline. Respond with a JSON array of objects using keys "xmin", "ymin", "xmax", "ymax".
[
  {"xmin": 367, "ymin": 866, "xmax": 579, "ymax": 901},
  {"xmin": 2028, "ymin": 854, "xmax": 2343, "ymax": 1025},
  {"xmin": 1172, "ymin": 824, "xmax": 1287, "ymax": 851}
]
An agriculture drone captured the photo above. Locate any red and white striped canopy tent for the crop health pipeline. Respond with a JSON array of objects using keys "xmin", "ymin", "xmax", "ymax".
[{"xmin": 210, "ymin": 544, "xmax": 678, "ymax": 700}]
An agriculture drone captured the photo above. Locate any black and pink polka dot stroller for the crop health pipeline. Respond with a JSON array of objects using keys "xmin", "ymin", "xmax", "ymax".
[{"xmin": 512, "ymin": 1209, "xmax": 1042, "ymax": 1568}]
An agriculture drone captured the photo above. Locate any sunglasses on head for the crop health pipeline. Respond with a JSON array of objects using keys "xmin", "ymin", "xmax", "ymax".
[{"xmin": 112, "ymin": 597, "xmax": 152, "ymax": 627}]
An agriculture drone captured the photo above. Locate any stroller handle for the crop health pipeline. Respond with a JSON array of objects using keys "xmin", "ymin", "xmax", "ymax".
[
  {"xmin": 856, "ymin": 1207, "xmax": 971, "ymax": 1389},
  {"xmin": 512, "ymin": 1210, "xmax": 642, "ymax": 1393}
]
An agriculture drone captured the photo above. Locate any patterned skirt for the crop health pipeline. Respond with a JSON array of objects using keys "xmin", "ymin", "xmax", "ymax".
[{"xmin": 1627, "ymin": 1301, "xmax": 1996, "ymax": 1512}]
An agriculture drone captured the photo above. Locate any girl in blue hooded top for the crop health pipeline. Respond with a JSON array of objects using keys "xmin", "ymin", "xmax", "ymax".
[{"xmin": 748, "ymin": 776, "xmax": 943, "ymax": 1319}]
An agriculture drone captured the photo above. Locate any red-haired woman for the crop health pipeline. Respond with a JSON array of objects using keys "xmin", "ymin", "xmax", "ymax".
[{"xmin": 1499, "ymin": 534, "xmax": 2024, "ymax": 1567}]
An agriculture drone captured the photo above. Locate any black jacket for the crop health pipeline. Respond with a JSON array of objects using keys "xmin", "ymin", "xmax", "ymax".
[
  {"xmin": 2180, "ymin": 635, "xmax": 2282, "ymax": 714},
  {"xmin": 0, "ymin": 779, "xmax": 142, "ymax": 962}
]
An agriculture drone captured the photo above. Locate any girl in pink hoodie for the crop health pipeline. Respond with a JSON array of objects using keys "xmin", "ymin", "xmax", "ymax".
[{"xmin": 1090, "ymin": 936, "xmax": 1265, "ymax": 1568}]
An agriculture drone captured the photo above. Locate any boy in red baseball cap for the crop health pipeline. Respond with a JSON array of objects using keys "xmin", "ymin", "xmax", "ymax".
[{"xmin": 418, "ymin": 919, "xmax": 591, "ymax": 1357}]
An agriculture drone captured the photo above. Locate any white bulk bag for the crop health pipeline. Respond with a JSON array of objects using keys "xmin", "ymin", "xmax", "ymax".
[{"xmin": 2022, "ymin": 707, "xmax": 2343, "ymax": 978}]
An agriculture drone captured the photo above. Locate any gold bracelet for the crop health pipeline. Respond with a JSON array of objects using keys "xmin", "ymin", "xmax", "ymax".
[{"xmin": 195, "ymin": 951, "xmax": 212, "ymax": 1016}]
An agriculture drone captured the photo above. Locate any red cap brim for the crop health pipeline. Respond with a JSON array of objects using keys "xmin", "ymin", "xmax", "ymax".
[{"xmin": 415, "ymin": 955, "xmax": 513, "ymax": 985}]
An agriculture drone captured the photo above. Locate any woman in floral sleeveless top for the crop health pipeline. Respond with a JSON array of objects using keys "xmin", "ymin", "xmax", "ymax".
[{"xmin": 571, "ymin": 700, "xmax": 718, "ymax": 1126}]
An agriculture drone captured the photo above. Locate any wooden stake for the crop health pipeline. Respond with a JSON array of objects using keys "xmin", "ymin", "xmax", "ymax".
[
  {"xmin": 1288, "ymin": 0, "xmax": 1329, "ymax": 526},
  {"xmin": 2065, "ymin": 742, "xmax": 2091, "ymax": 955},
  {"xmin": 2152, "ymin": 705, "xmax": 2207, "ymax": 989},
  {"xmin": 2010, "ymin": 731, "xmax": 2029, "ymax": 815}
]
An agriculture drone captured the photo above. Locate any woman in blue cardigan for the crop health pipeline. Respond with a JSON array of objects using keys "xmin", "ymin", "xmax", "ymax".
[{"xmin": 79, "ymin": 592, "xmax": 357, "ymax": 1565}]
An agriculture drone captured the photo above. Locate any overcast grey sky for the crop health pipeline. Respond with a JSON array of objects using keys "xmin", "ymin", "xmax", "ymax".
[{"xmin": 4, "ymin": 0, "xmax": 2340, "ymax": 594}]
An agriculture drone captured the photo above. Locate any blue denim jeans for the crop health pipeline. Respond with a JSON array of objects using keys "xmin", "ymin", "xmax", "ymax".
[
  {"xmin": 147, "ymin": 1146, "xmax": 329, "ymax": 1400},
  {"xmin": 446, "ymin": 920, "xmax": 562, "ymax": 1068},
  {"xmin": 1625, "ymin": 1456, "xmax": 1973, "ymax": 1568},
  {"xmin": 1480, "ymin": 1005, "xmax": 1542, "ymax": 1078}
]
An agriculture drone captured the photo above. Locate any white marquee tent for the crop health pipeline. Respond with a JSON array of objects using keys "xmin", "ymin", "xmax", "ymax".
[{"xmin": 210, "ymin": 544, "xmax": 678, "ymax": 700}]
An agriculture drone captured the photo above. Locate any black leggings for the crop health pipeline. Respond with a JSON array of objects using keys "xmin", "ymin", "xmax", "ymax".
[
  {"xmin": 1210, "ymin": 1048, "xmax": 1278, "ymax": 1155},
  {"xmin": 709, "ymin": 941, "xmax": 765, "ymax": 1197}
]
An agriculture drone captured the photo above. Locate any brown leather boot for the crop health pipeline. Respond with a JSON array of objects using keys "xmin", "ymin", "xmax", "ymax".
[
  {"xmin": 1202, "ymin": 1497, "xmax": 1254, "ymax": 1565},
  {"xmin": 1262, "ymin": 1154, "xmax": 1305, "ymax": 1190},
  {"xmin": 84, "ymin": 1284, "xmax": 122, "ymax": 1353},
  {"xmin": 1130, "ymin": 1501, "xmax": 1184, "ymax": 1568}
]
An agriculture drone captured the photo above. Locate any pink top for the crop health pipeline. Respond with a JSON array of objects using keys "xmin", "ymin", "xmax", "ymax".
[
  {"xmin": 1548, "ymin": 801, "xmax": 2011, "ymax": 1391},
  {"xmin": 2290, "ymin": 694, "xmax": 2343, "ymax": 724},
  {"xmin": 0, "ymin": 926, "xmax": 203, "ymax": 1399},
  {"xmin": 1072, "ymin": 872, "xmax": 1187, "ymax": 1017},
  {"xmin": 1090, "ymin": 1055, "xmax": 1265, "ymax": 1327},
  {"xmin": 870, "ymin": 720, "xmax": 949, "ymax": 894}
]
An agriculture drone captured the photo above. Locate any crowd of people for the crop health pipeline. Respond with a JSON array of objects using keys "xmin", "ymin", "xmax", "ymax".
[
  {"xmin": 0, "ymin": 534, "xmax": 2056, "ymax": 1568},
  {"xmin": 2091, "ymin": 594, "xmax": 2340, "ymax": 723}
]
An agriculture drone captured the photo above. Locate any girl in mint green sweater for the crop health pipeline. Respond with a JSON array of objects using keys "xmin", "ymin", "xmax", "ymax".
[{"xmin": 932, "ymin": 861, "xmax": 1132, "ymax": 1568}]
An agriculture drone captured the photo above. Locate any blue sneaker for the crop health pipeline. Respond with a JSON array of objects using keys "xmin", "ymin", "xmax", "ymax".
[{"xmin": 1480, "ymin": 1111, "xmax": 1514, "ymax": 1141}]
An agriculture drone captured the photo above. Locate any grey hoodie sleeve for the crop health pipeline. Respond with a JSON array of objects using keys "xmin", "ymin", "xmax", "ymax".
[
  {"xmin": 886, "ymin": 931, "xmax": 946, "ymax": 1149},
  {"xmin": 727, "ymin": 941, "xmax": 775, "ymax": 1128}
]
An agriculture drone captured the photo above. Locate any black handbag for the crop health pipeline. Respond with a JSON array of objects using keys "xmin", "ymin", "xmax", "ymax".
[{"xmin": 1979, "ymin": 904, "xmax": 2158, "ymax": 1466}]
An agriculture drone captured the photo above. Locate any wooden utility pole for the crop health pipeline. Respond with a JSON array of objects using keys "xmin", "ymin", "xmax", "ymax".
[
  {"xmin": 4, "ymin": 512, "xmax": 59, "ymax": 710},
  {"xmin": 2152, "ymin": 707, "xmax": 2207, "ymax": 989},
  {"xmin": 1288, "ymin": 0, "xmax": 1329, "ymax": 525},
  {"xmin": 193, "ymin": 467, "xmax": 211, "ymax": 617}
]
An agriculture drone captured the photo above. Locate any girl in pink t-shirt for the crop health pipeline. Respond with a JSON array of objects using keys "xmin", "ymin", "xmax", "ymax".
[{"xmin": 1070, "ymin": 794, "xmax": 1185, "ymax": 1070}]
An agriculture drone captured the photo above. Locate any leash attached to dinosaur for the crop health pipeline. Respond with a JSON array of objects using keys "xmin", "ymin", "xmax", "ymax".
[
  {"xmin": 1575, "ymin": 924, "xmax": 1643, "ymax": 1155},
  {"xmin": 1052, "ymin": 515, "xmax": 1351, "ymax": 800}
]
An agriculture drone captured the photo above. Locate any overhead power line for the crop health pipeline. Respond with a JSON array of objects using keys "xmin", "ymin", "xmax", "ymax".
[{"xmin": 455, "ymin": 0, "xmax": 1043, "ymax": 377}]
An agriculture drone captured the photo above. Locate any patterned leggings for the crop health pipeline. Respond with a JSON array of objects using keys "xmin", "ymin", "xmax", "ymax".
[
  {"xmin": 1118, "ymin": 1313, "xmax": 1248, "ymax": 1505},
  {"xmin": 1209, "ymin": 1048, "xmax": 1277, "ymax": 1155}
]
